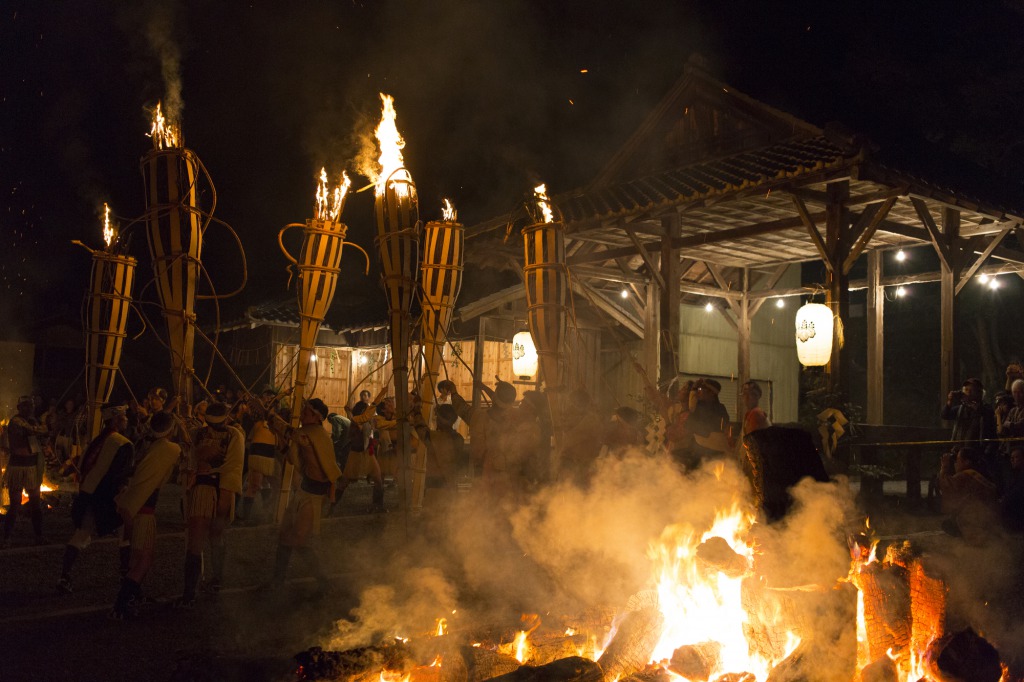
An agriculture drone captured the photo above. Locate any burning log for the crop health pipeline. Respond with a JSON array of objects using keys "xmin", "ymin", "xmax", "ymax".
[
  {"xmin": 294, "ymin": 642, "xmax": 413, "ymax": 682},
  {"xmin": 712, "ymin": 675, "xmax": 756, "ymax": 682},
  {"xmin": 850, "ymin": 560, "xmax": 911, "ymax": 662},
  {"xmin": 909, "ymin": 556, "xmax": 947, "ymax": 660},
  {"xmin": 668, "ymin": 641, "xmax": 722, "ymax": 681},
  {"xmin": 486, "ymin": 656, "xmax": 602, "ymax": 682},
  {"xmin": 462, "ymin": 646, "xmax": 522, "ymax": 682},
  {"xmin": 924, "ymin": 628, "xmax": 1003, "ymax": 682},
  {"xmin": 596, "ymin": 606, "xmax": 664, "ymax": 682},
  {"xmin": 528, "ymin": 634, "xmax": 592, "ymax": 667}
]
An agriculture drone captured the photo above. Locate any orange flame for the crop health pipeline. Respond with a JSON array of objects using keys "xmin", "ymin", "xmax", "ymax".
[
  {"xmin": 533, "ymin": 184, "xmax": 554, "ymax": 223},
  {"xmin": 102, "ymin": 203, "xmax": 115, "ymax": 248},
  {"xmin": 374, "ymin": 93, "xmax": 408, "ymax": 198},
  {"xmin": 435, "ymin": 617, "xmax": 447, "ymax": 637},
  {"xmin": 315, "ymin": 167, "xmax": 351, "ymax": 222},
  {"xmin": 441, "ymin": 198, "xmax": 457, "ymax": 222},
  {"xmin": 148, "ymin": 101, "xmax": 180, "ymax": 150}
]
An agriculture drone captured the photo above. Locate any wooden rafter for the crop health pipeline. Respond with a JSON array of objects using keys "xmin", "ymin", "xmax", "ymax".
[
  {"xmin": 749, "ymin": 264, "xmax": 790, "ymax": 317},
  {"xmin": 790, "ymin": 194, "xmax": 835, "ymax": 270},
  {"xmin": 842, "ymin": 196, "xmax": 898, "ymax": 274},
  {"xmin": 911, "ymin": 197, "xmax": 953, "ymax": 269},
  {"xmin": 570, "ymin": 277, "xmax": 643, "ymax": 337},
  {"xmin": 623, "ymin": 225, "xmax": 665, "ymax": 291},
  {"xmin": 956, "ymin": 221, "xmax": 1016, "ymax": 294}
]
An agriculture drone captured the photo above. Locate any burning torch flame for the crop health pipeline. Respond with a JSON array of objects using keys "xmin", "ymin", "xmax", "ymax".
[
  {"xmin": 102, "ymin": 203, "xmax": 115, "ymax": 248},
  {"xmin": 435, "ymin": 618, "xmax": 447, "ymax": 636},
  {"xmin": 148, "ymin": 101, "xmax": 180, "ymax": 150},
  {"xmin": 534, "ymin": 184, "xmax": 554, "ymax": 223},
  {"xmin": 441, "ymin": 198, "xmax": 457, "ymax": 222},
  {"xmin": 315, "ymin": 168, "xmax": 351, "ymax": 222},
  {"xmin": 374, "ymin": 93, "xmax": 408, "ymax": 198}
]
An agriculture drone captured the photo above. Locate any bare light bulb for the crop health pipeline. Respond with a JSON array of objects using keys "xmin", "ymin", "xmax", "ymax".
[
  {"xmin": 979, "ymin": 274, "xmax": 990, "ymax": 284},
  {"xmin": 896, "ymin": 286, "xmax": 907, "ymax": 297},
  {"xmin": 989, "ymin": 277, "xmax": 1000, "ymax": 290},
  {"xmin": 705, "ymin": 302, "xmax": 714, "ymax": 312},
  {"xmin": 896, "ymin": 249, "xmax": 906, "ymax": 262},
  {"xmin": 620, "ymin": 289, "xmax": 629, "ymax": 299},
  {"xmin": 775, "ymin": 298, "xmax": 785, "ymax": 309}
]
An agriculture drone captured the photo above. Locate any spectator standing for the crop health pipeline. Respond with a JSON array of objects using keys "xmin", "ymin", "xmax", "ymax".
[{"xmin": 2, "ymin": 396, "xmax": 49, "ymax": 547}]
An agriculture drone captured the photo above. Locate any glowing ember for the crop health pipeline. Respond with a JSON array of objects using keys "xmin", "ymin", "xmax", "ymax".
[
  {"xmin": 148, "ymin": 100, "xmax": 180, "ymax": 150},
  {"xmin": 102, "ymin": 202, "xmax": 115, "ymax": 248},
  {"xmin": 374, "ymin": 93, "xmax": 409, "ymax": 198},
  {"xmin": 315, "ymin": 167, "xmax": 351, "ymax": 222},
  {"xmin": 533, "ymin": 184, "xmax": 554, "ymax": 223},
  {"xmin": 441, "ymin": 198, "xmax": 457, "ymax": 222}
]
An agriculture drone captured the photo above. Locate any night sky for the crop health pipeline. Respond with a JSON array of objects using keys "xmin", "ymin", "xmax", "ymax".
[{"xmin": 4, "ymin": 0, "xmax": 1024, "ymax": 400}]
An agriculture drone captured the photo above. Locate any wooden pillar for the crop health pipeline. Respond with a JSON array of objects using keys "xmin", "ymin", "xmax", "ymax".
[
  {"xmin": 825, "ymin": 181, "xmax": 851, "ymax": 397},
  {"xmin": 644, "ymin": 277, "xmax": 660, "ymax": 386},
  {"xmin": 866, "ymin": 250, "xmax": 884, "ymax": 423},
  {"xmin": 737, "ymin": 268, "xmax": 751, "ymax": 419},
  {"xmin": 940, "ymin": 208, "xmax": 961, "ymax": 400},
  {"xmin": 660, "ymin": 213, "xmax": 681, "ymax": 385},
  {"xmin": 472, "ymin": 316, "xmax": 487, "ymax": 409}
]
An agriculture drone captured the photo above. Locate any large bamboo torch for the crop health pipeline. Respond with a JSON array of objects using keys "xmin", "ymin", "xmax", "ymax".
[
  {"xmin": 372, "ymin": 93, "xmax": 421, "ymax": 511},
  {"xmin": 410, "ymin": 199, "xmax": 464, "ymax": 512},
  {"xmin": 76, "ymin": 204, "xmax": 137, "ymax": 440},
  {"xmin": 523, "ymin": 184, "xmax": 567, "ymax": 391},
  {"xmin": 141, "ymin": 102, "xmax": 202, "ymax": 404},
  {"xmin": 276, "ymin": 169, "xmax": 369, "ymax": 519}
]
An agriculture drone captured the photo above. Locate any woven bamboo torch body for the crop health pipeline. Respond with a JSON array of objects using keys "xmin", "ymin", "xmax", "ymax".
[
  {"xmin": 375, "ymin": 168, "xmax": 421, "ymax": 510},
  {"xmin": 84, "ymin": 249, "xmax": 136, "ymax": 439},
  {"xmin": 410, "ymin": 215, "xmax": 464, "ymax": 511},
  {"xmin": 522, "ymin": 219, "xmax": 567, "ymax": 390},
  {"xmin": 141, "ymin": 145, "xmax": 203, "ymax": 404}
]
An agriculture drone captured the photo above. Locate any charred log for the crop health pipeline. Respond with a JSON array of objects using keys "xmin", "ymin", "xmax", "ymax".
[
  {"xmin": 619, "ymin": 665, "xmax": 673, "ymax": 682},
  {"xmin": 486, "ymin": 656, "xmax": 603, "ymax": 682},
  {"xmin": 668, "ymin": 642, "xmax": 722, "ymax": 681},
  {"xmin": 850, "ymin": 562, "xmax": 911, "ymax": 661},
  {"xmin": 858, "ymin": 656, "xmax": 898, "ymax": 682},
  {"xmin": 712, "ymin": 674, "xmax": 755, "ymax": 682},
  {"xmin": 294, "ymin": 643, "xmax": 413, "ymax": 682},
  {"xmin": 597, "ymin": 606, "xmax": 664, "ymax": 682},
  {"xmin": 743, "ymin": 426, "xmax": 828, "ymax": 522},
  {"xmin": 925, "ymin": 628, "xmax": 1003, "ymax": 682},
  {"xmin": 909, "ymin": 557, "xmax": 947, "ymax": 657},
  {"xmin": 697, "ymin": 537, "xmax": 749, "ymax": 578},
  {"xmin": 462, "ymin": 646, "xmax": 522, "ymax": 682}
]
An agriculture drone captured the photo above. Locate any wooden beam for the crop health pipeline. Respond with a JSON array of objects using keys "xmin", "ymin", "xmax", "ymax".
[
  {"xmin": 824, "ymin": 181, "xmax": 851, "ymax": 396},
  {"xmin": 956, "ymin": 222, "xmax": 1015, "ymax": 294},
  {"xmin": 660, "ymin": 215, "xmax": 681, "ymax": 381},
  {"xmin": 790, "ymin": 194, "xmax": 834, "ymax": 270},
  {"xmin": 844, "ymin": 186, "xmax": 906, "ymax": 207},
  {"xmin": 939, "ymin": 207, "xmax": 961, "ymax": 401},
  {"xmin": 645, "ymin": 276, "xmax": 660, "ymax": 385},
  {"xmin": 702, "ymin": 261, "xmax": 738, "ymax": 313},
  {"xmin": 679, "ymin": 280, "xmax": 743, "ymax": 300},
  {"xmin": 570, "ymin": 278, "xmax": 644, "ymax": 337},
  {"xmin": 912, "ymin": 197, "xmax": 952, "ymax": 269},
  {"xmin": 736, "ymin": 268, "xmax": 751, "ymax": 419},
  {"xmin": 624, "ymin": 225, "xmax": 666, "ymax": 291},
  {"xmin": 571, "ymin": 263, "xmax": 646, "ymax": 285},
  {"xmin": 749, "ymin": 264, "xmax": 790, "ymax": 318},
  {"xmin": 866, "ymin": 250, "xmax": 884, "ymax": 423},
  {"xmin": 567, "ymin": 212, "xmax": 826, "ymax": 265},
  {"xmin": 842, "ymin": 196, "xmax": 898, "ymax": 274}
]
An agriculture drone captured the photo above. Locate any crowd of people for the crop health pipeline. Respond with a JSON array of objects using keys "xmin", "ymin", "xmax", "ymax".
[
  {"xmin": 936, "ymin": 364, "xmax": 1024, "ymax": 542},
  {"xmin": 12, "ymin": 359, "xmax": 1024, "ymax": 618}
]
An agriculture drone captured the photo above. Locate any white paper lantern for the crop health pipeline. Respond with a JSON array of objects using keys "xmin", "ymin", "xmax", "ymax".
[
  {"xmin": 512, "ymin": 331, "xmax": 538, "ymax": 379},
  {"xmin": 795, "ymin": 302, "xmax": 834, "ymax": 366}
]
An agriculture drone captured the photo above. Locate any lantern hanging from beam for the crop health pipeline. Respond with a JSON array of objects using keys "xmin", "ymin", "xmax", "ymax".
[
  {"xmin": 141, "ymin": 102, "xmax": 202, "ymax": 404},
  {"xmin": 410, "ymin": 199, "xmax": 464, "ymax": 512},
  {"xmin": 78, "ymin": 204, "xmax": 137, "ymax": 440},
  {"xmin": 276, "ymin": 169, "xmax": 368, "ymax": 518},
  {"xmin": 522, "ymin": 184, "xmax": 567, "ymax": 389},
  {"xmin": 373, "ymin": 93, "xmax": 421, "ymax": 511},
  {"xmin": 512, "ymin": 330, "xmax": 538, "ymax": 380},
  {"xmin": 795, "ymin": 302, "xmax": 834, "ymax": 367}
]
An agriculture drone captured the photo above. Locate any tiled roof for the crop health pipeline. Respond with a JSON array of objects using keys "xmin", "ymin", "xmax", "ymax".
[{"xmin": 557, "ymin": 136, "xmax": 856, "ymax": 224}]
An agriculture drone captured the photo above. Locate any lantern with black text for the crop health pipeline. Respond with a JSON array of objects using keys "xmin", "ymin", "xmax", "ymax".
[
  {"xmin": 373, "ymin": 93, "xmax": 421, "ymax": 509},
  {"xmin": 523, "ymin": 184, "xmax": 567, "ymax": 389},
  {"xmin": 80, "ymin": 204, "xmax": 137, "ymax": 439},
  {"xmin": 512, "ymin": 330, "xmax": 538, "ymax": 380},
  {"xmin": 795, "ymin": 302, "xmax": 834, "ymax": 367},
  {"xmin": 141, "ymin": 102, "xmax": 202, "ymax": 404}
]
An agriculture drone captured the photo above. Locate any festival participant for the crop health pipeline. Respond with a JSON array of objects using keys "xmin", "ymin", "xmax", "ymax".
[
  {"xmin": 109, "ymin": 411, "xmax": 182, "ymax": 619},
  {"xmin": 938, "ymin": 446, "xmax": 999, "ymax": 543},
  {"xmin": 688, "ymin": 378, "xmax": 732, "ymax": 466},
  {"xmin": 410, "ymin": 398, "xmax": 466, "ymax": 509},
  {"xmin": 558, "ymin": 389, "xmax": 605, "ymax": 483},
  {"xmin": 176, "ymin": 402, "xmax": 244, "ymax": 606},
  {"xmin": 56, "ymin": 405, "xmax": 134, "ymax": 594},
  {"xmin": 739, "ymin": 381, "xmax": 771, "ymax": 441},
  {"xmin": 448, "ymin": 377, "xmax": 517, "ymax": 481},
  {"xmin": 2, "ymin": 396, "xmax": 50, "ymax": 548},
  {"xmin": 265, "ymin": 397, "xmax": 341, "ymax": 593},
  {"xmin": 335, "ymin": 388, "xmax": 389, "ymax": 513},
  {"xmin": 240, "ymin": 390, "xmax": 283, "ymax": 524}
]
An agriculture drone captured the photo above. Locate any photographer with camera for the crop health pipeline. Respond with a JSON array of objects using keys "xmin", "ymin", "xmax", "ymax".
[{"xmin": 941, "ymin": 377, "xmax": 998, "ymax": 482}]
